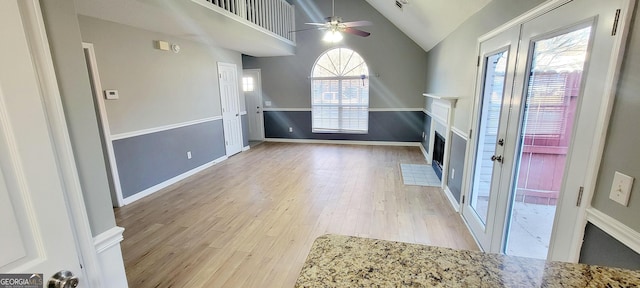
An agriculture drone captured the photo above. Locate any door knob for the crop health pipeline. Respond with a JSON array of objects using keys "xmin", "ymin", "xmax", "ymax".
[
  {"xmin": 48, "ymin": 270, "xmax": 78, "ymax": 288},
  {"xmin": 491, "ymin": 155, "xmax": 503, "ymax": 163},
  {"xmin": 498, "ymin": 138, "xmax": 505, "ymax": 146},
  {"xmin": 235, "ymin": 113, "xmax": 239, "ymax": 116}
]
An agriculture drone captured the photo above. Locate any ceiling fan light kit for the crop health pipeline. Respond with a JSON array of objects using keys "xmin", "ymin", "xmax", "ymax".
[
  {"xmin": 323, "ymin": 30, "xmax": 344, "ymax": 43},
  {"xmin": 294, "ymin": 0, "xmax": 372, "ymax": 42}
]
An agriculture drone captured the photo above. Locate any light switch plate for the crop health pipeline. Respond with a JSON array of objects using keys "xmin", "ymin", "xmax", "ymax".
[{"xmin": 609, "ymin": 171, "xmax": 633, "ymax": 206}]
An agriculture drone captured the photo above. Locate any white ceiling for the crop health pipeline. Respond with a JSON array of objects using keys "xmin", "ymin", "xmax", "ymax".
[{"xmin": 365, "ymin": 0, "xmax": 492, "ymax": 51}]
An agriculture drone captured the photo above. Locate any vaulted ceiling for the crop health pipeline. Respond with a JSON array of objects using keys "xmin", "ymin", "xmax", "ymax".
[{"xmin": 365, "ymin": 0, "xmax": 492, "ymax": 51}]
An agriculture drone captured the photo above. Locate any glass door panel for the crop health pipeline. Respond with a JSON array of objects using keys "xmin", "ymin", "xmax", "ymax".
[
  {"xmin": 504, "ymin": 26, "xmax": 592, "ymax": 259},
  {"xmin": 470, "ymin": 51, "xmax": 508, "ymax": 226}
]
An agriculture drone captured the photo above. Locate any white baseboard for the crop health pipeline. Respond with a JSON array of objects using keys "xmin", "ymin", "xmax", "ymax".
[
  {"xmin": 419, "ymin": 143, "xmax": 431, "ymax": 164},
  {"xmin": 94, "ymin": 226, "xmax": 128, "ymax": 287},
  {"xmin": 444, "ymin": 185, "xmax": 460, "ymax": 212},
  {"xmin": 586, "ymin": 207, "xmax": 640, "ymax": 254},
  {"xmin": 242, "ymin": 145, "xmax": 250, "ymax": 151},
  {"xmin": 122, "ymin": 155, "xmax": 228, "ymax": 205},
  {"xmin": 264, "ymin": 138, "xmax": 421, "ymax": 147}
]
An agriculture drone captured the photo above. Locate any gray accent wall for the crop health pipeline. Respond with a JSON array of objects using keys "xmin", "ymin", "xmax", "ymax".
[
  {"xmin": 241, "ymin": 114, "xmax": 249, "ymax": 147},
  {"xmin": 243, "ymin": 0, "xmax": 427, "ymax": 110},
  {"xmin": 113, "ymin": 120, "xmax": 225, "ymax": 198},
  {"xmin": 264, "ymin": 111, "xmax": 422, "ymax": 142},
  {"xmin": 579, "ymin": 223, "xmax": 640, "ymax": 270},
  {"xmin": 78, "ymin": 16, "xmax": 245, "ymax": 135},
  {"xmin": 40, "ymin": 0, "xmax": 117, "ymax": 236},
  {"xmin": 424, "ymin": 0, "xmax": 546, "ymax": 131},
  {"xmin": 447, "ymin": 133, "xmax": 466, "ymax": 203},
  {"xmin": 422, "ymin": 113, "xmax": 431, "ymax": 151}
]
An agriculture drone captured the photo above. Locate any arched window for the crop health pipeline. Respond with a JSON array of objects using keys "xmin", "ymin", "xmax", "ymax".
[{"xmin": 311, "ymin": 48, "xmax": 369, "ymax": 133}]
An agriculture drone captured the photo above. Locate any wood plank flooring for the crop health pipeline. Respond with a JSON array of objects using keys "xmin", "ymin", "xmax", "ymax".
[{"xmin": 115, "ymin": 142, "xmax": 479, "ymax": 288}]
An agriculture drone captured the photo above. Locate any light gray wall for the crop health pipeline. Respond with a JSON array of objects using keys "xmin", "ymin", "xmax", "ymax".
[
  {"xmin": 590, "ymin": 5, "xmax": 640, "ymax": 231},
  {"xmin": 78, "ymin": 16, "xmax": 245, "ymax": 135},
  {"xmin": 243, "ymin": 0, "xmax": 427, "ymax": 109},
  {"xmin": 424, "ymin": 0, "xmax": 546, "ymax": 131},
  {"xmin": 40, "ymin": 0, "xmax": 117, "ymax": 236}
]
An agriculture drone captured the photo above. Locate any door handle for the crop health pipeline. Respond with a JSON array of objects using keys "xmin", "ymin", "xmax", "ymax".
[
  {"xmin": 48, "ymin": 270, "xmax": 79, "ymax": 288},
  {"xmin": 235, "ymin": 113, "xmax": 239, "ymax": 116},
  {"xmin": 491, "ymin": 155, "xmax": 503, "ymax": 163}
]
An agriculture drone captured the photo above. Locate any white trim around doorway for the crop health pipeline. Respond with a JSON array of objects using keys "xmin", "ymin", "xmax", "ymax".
[{"xmin": 22, "ymin": 2, "xmax": 104, "ymax": 286}]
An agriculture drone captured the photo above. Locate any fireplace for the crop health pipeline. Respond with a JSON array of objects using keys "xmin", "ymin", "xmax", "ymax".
[{"xmin": 432, "ymin": 132, "xmax": 445, "ymax": 180}]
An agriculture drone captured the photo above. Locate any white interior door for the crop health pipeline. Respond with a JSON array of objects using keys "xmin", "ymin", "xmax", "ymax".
[
  {"xmin": 463, "ymin": 0, "xmax": 628, "ymax": 261},
  {"xmin": 243, "ymin": 69, "xmax": 265, "ymax": 141},
  {"xmin": 218, "ymin": 62, "xmax": 243, "ymax": 156},
  {"xmin": 0, "ymin": 0, "xmax": 83, "ymax": 283}
]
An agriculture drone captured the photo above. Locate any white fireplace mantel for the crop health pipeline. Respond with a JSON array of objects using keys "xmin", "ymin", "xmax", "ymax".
[
  {"xmin": 423, "ymin": 93, "xmax": 458, "ymax": 208},
  {"xmin": 423, "ymin": 93, "xmax": 458, "ymax": 108}
]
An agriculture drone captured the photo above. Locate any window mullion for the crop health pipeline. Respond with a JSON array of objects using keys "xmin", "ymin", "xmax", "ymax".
[{"xmin": 338, "ymin": 79, "xmax": 343, "ymax": 131}]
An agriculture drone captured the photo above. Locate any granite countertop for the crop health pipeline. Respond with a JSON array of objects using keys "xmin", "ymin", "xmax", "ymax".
[{"xmin": 295, "ymin": 234, "xmax": 640, "ymax": 287}]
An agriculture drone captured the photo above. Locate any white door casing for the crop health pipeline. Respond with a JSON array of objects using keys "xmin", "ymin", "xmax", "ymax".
[
  {"xmin": 462, "ymin": 0, "xmax": 632, "ymax": 262},
  {"xmin": 516, "ymin": 0, "xmax": 631, "ymax": 262},
  {"xmin": 243, "ymin": 69, "xmax": 265, "ymax": 141},
  {"xmin": 0, "ymin": 0, "xmax": 103, "ymax": 286},
  {"xmin": 83, "ymin": 43, "xmax": 124, "ymax": 208},
  {"xmin": 218, "ymin": 62, "xmax": 243, "ymax": 156}
]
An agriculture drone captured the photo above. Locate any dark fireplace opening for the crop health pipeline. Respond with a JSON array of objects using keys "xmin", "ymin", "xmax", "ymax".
[{"xmin": 432, "ymin": 132, "xmax": 445, "ymax": 180}]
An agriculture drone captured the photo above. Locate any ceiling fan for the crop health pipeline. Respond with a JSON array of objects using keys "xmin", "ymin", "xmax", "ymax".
[{"xmin": 293, "ymin": 0, "xmax": 372, "ymax": 42}]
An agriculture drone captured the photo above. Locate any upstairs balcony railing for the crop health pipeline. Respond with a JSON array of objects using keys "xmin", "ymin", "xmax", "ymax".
[{"xmin": 204, "ymin": 0, "xmax": 295, "ymax": 42}]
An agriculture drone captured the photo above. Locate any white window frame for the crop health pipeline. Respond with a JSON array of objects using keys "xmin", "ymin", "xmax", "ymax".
[{"xmin": 311, "ymin": 48, "xmax": 369, "ymax": 134}]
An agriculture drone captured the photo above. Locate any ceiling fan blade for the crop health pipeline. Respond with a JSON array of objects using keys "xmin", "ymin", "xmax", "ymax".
[
  {"xmin": 289, "ymin": 27, "xmax": 325, "ymax": 33},
  {"xmin": 344, "ymin": 27, "xmax": 371, "ymax": 37},
  {"xmin": 305, "ymin": 22, "xmax": 328, "ymax": 26},
  {"xmin": 341, "ymin": 20, "xmax": 372, "ymax": 27}
]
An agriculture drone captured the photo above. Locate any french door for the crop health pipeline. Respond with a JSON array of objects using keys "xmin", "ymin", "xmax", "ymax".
[{"xmin": 463, "ymin": 0, "xmax": 629, "ymax": 261}]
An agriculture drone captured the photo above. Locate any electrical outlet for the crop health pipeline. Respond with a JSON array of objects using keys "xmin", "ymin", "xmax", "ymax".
[
  {"xmin": 609, "ymin": 171, "xmax": 633, "ymax": 206},
  {"xmin": 289, "ymin": 127, "xmax": 293, "ymax": 133},
  {"xmin": 187, "ymin": 151, "xmax": 192, "ymax": 159},
  {"xmin": 451, "ymin": 168, "xmax": 455, "ymax": 179},
  {"xmin": 422, "ymin": 132, "xmax": 425, "ymax": 139}
]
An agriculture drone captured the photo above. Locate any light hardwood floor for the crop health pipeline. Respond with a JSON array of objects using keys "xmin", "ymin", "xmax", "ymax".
[{"xmin": 115, "ymin": 142, "xmax": 478, "ymax": 287}]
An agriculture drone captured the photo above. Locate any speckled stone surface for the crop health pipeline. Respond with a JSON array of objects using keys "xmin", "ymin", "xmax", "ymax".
[{"xmin": 295, "ymin": 234, "xmax": 640, "ymax": 287}]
